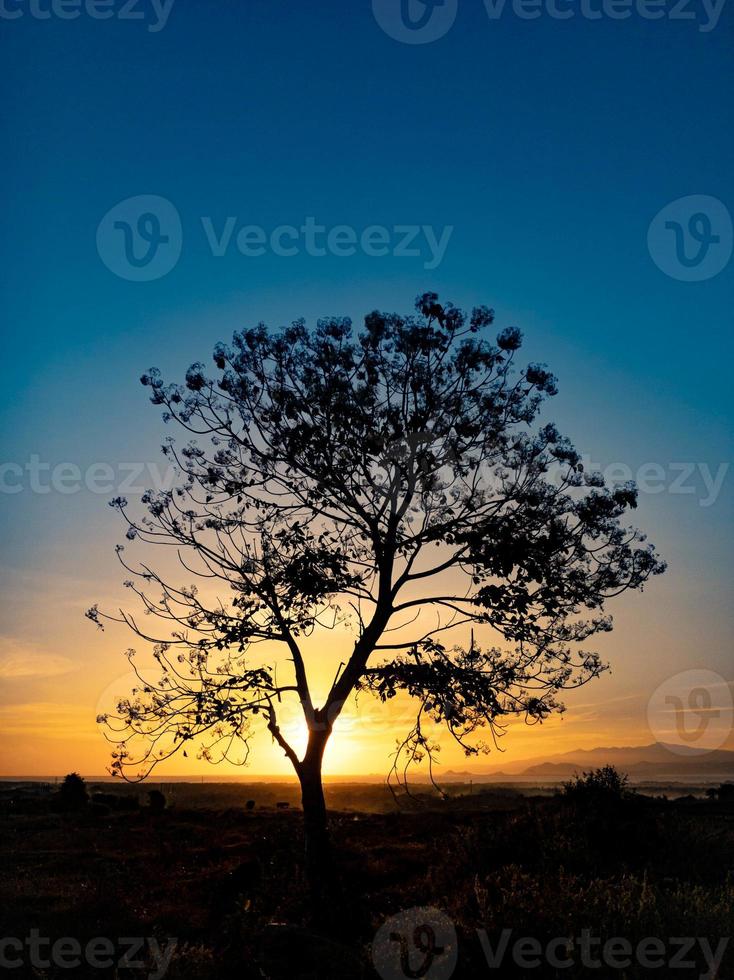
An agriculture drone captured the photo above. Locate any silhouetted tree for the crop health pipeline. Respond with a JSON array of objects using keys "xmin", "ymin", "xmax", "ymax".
[
  {"xmin": 59, "ymin": 772, "xmax": 88, "ymax": 810},
  {"xmin": 89, "ymin": 293, "xmax": 664, "ymax": 888}
]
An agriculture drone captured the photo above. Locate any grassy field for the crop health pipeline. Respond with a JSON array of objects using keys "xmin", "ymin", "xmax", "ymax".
[{"xmin": 1, "ymin": 781, "xmax": 732, "ymax": 978}]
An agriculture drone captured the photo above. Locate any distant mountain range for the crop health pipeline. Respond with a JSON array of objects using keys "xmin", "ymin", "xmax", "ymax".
[
  {"xmin": 5, "ymin": 742, "xmax": 733, "ymax": 786},
  {"xmin": 440, "ymin": 742, "xmax": 734, "ymax": 783}
]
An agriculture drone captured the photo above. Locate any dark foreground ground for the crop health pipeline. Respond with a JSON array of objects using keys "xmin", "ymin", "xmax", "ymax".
[{"xmin": 1, "ymin": 784, "xmax": 733, "ymax": 979}]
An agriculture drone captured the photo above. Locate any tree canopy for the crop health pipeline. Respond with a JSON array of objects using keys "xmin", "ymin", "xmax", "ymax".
[{"xmin": 89, "ymin": 293, "xmax": 664, "ymax": 790}]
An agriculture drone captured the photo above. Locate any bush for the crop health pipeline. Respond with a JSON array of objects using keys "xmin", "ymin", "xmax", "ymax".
[
  {"xmin": 58, "ymin": 772, "xmax": 88, "ymax": 810},
  {"xmin": 563, "ymin": 765, "xmax": 630, "ymax": 802}
]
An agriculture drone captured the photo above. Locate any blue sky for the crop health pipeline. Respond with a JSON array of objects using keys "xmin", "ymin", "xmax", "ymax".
[{"xmin": 1, "ymin": 0, "xmax": 732, "ymax": 773}]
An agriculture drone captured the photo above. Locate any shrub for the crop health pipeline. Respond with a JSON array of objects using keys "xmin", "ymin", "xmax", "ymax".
[
  {"xmin": 563, "ymin": 765, "xmax": 630, "ymax": 802},
  {"xmin": 58, "ymin": 772, "xmax": 88, "ymax": 810}
]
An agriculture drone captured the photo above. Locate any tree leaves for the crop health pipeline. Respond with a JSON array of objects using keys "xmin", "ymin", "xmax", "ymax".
[{"xmin": 97, "ymin": 293, "xmax": 665, "ymax": 784}]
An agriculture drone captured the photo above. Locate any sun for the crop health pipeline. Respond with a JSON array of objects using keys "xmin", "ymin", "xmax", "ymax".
[{"xmin": 278, "ymin": 709, "xmax": 381, "ymax": 777}]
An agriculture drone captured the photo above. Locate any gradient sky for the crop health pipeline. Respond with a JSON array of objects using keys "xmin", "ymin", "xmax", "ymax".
[{"xmin": 1, "ymin": 0, "xmax": 732, "ymax": 777}]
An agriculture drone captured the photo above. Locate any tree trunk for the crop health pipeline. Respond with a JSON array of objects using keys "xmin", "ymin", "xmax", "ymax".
[
  {"xmin": 298, "ymin": 726, "xmax": 333, "ymax": 913},
  {"xmin": 300, "ymin": 761, "xmax": 330, "ymax": 877}
]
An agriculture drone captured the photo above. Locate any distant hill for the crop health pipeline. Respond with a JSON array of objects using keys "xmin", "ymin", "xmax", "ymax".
[
  {"xmin": 5, "ymin": 742, "xmax": 733, "ymax": 787},
  {"xmin": 474, "ymin": 742, "xmax": 734, "ymax": 783}
]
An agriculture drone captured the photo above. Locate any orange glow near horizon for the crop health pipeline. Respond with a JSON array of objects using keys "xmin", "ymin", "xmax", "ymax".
[{"xmin": 1, "ymin": 554, "xmax": 733, "ymax": 780}]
